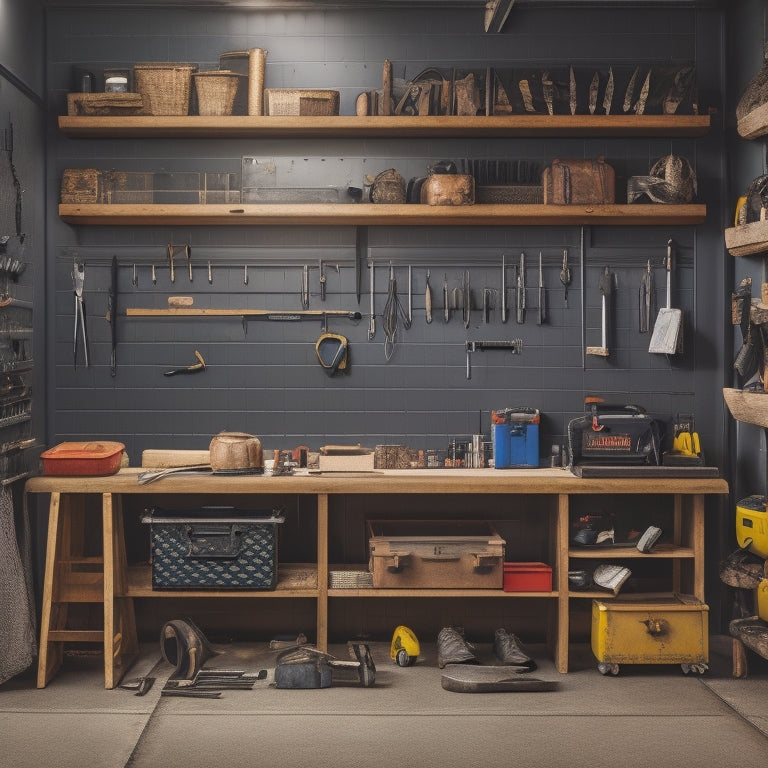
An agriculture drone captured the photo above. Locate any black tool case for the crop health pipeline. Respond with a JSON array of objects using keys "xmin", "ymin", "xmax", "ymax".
[
  {"xmin": 568, "ymin": 400, "xmax": 663, "ymax": 467},
  {"xmin": 141, "ymin": 506, "xmax": 284, "ymax": 589}
]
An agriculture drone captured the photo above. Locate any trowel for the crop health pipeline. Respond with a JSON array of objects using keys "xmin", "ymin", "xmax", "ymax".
[{"xmin": 649, "ymin": 239, "xmax": 683, "ymax": 355}]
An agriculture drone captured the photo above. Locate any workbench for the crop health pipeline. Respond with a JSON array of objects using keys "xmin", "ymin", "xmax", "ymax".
[{"xmin": 26, "ymin": 468, "xmax": 728, "ymax": 688}]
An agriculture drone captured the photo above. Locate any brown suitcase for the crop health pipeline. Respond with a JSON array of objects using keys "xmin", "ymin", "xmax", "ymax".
[
  {"xmin": 543, "ymin": 157, "xmax": 615, "ymax": 205},
  {"xmin": 368, "ymin": 519, "xmax": 505, "ymax": 588},
  {"xmin": 420, "ymin": 174, "xmax": 475, "ymax": 206}
]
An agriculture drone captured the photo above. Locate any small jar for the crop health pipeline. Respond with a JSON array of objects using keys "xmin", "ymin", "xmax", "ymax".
[{"xmin": 105, "ymin": 76, "xmax": 128, "ymax": 93}]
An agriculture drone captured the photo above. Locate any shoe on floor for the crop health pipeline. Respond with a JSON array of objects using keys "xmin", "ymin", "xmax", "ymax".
[
  {"xmin": 437, "ymin": 626, "xmax": 477, "ymax": 669},
  {"xmin": 493, "ymin": 628, "xmax": 537, "ymax": 670}
]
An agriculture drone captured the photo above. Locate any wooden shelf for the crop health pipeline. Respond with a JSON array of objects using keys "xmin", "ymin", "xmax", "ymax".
[
  {"xmin": 59, "ymin": 202, "xmax": 707, "ymax": 227},
  {"xmin": 124, "ymin": 563, "xmax": 319, "ymax": 597},
  {"xmin": 725, "ymin": 220, "xmax": 768, "ymax": 257},
  {"xmin": 568, "ymin": 544, "xmax": 695, "ymax": 559},
  {"xmin": 58, "ymin": 113, "xmax": 712, "ymax": 139},
  {"xmin": 328, "ymin": 588, "xmax": 558, "ymax": 598}
]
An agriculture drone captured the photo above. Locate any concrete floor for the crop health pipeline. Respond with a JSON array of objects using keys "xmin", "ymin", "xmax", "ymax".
[{"xmin": 1, "ymin": 636, "xmax": 767, "ymax": 768}]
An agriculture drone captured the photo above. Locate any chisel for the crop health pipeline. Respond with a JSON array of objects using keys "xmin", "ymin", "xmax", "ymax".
[
  {"xmin": 537, "ymin": 251, "xmax": 547, "ymax": 325},
  {"xmin": 586, "ymin": 266, "xmax": 612, "ymax": 357}
]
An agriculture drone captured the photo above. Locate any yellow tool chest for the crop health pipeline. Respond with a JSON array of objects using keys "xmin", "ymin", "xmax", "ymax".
[{"xmin": 591, "ymin": 594, "xmax": 709, "ymax": 675}]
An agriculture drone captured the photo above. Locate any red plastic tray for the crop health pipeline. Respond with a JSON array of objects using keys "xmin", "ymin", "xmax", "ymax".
[
  {"xmin": 503, "ymin": 562, "xmax": 553, "ymax": 592},
  {"xmin": 40, "ymin": 441, "xmax": 125, "ymax": 476}
]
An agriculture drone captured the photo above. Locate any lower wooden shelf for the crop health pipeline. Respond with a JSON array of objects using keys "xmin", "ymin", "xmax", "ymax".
[
  {"xmin": 328, "ymin": 588, "xmax": 558, "ymax": 598},
  {"xmin": 568, "ymin": 544, "xmax": 695, "ymax": 559},
  {"xmin": 124, "ymin": 563, "xmax": 319, "ymax": 597}
]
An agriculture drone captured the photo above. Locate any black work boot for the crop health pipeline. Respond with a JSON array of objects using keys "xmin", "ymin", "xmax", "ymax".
[
  {"xmin": 437, "ymin": 626, "xmax": 477, "ymax": 669},
  {"xmin": 493, "ymin": 628, "xmax": 537, "ymax": 670}
]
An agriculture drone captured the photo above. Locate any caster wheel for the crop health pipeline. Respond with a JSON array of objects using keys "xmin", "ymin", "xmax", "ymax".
[
  {"xmin": 597, "ymin": 662, "xmax": 619, "ymax": 676},
  {"xmin": 396, "ymin": 649, "xmax": 413, "ymax": 667}
]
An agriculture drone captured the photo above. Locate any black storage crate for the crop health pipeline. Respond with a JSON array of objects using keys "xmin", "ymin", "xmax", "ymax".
[{"xmin": 141, "ymin": 506, "xmax": 284, "ymax": 589}]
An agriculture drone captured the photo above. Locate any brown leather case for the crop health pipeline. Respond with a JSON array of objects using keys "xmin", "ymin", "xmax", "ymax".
[
  {"xmin": 543, "ymin": 157, "xmax": 615, "ymax": 205},
  {"xmin": 420, "ymin": 174, "xmax": 475, "ymax": 206}
]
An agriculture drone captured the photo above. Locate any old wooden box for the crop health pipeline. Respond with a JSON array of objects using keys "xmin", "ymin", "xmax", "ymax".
[
  {"xmin": 368, "ymin": 519, "xmax": 505, "ymax": 589},
  {"xmin": 591, "ymin": 594, "xmax": 708, "ymax": 668}
]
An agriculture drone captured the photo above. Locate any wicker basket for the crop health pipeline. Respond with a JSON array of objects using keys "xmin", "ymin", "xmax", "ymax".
[
  {"xmin": 134, "ymin": 63, "xmax": 198, "ymax": 115},
  {"xmin": 723, "ymin": 387, "xmax": 768, "ymax": 428},
  {"xmin": 264, "ymin": 88, "xmax": 340, "ymax": 116},
  {"xmin": 66, "ymin": 92, "xmax": 143, "ymax": 117},
  {"xmin": 193, "ymin": 70, "xmax": 244, "ymax": 116}
]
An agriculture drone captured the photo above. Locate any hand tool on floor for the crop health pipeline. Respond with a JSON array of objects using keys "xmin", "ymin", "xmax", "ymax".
[
  {"xmin": 537, "ymin": 251, "xmax": 547, "ymax": 324},
  {"xmin": 108, "ymin": 255, "xmax": 118, "ymax": 377},
  {"xmin": 560, "ymin": 249, "xmax": 571, "ymax": 307},
  {"xmin": 465, "ymin": 338, "xmax": 523, "ymax": 380},
  {"xmin": 586, "ymin": 266, "xmax": 612, "ymax": 357},
  {"xmin": 164, "ymin": 349, "xmax": 206, "ymax": 377},
  {"xmin": 72, "ymin": 260, "xmax": 89, "ymax": 368},
  {"xmin": 425, "ymin": 269, "xmax": 433, "ymax": 323},
  {"xmin": 649, "ymin": 239, "xmax": 683, "ymax": 354},
  {"xmin": 516, "ymin": 252, "xmax": 526, "ymax": 324},
  {"xmin": 639, "ymin": 259, "xmax": 654, "ymax": 333}
]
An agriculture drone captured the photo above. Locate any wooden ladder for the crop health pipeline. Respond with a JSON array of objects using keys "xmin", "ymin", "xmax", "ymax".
[{"xmin": 37, "ymin": 492, "xmax": 139, "ymax": 688}]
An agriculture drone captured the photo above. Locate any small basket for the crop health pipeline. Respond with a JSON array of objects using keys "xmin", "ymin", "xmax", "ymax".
[
  {"xmin": 134, "ymin": 62, "xmax": 198, "ymax": 115},
  {"xmin": 264, "ymin": 88, "xmax": 340, "ymax": 116},
  {"xmin": 193, "ymin": 70, "xmax": 244, "ymax": 116}
]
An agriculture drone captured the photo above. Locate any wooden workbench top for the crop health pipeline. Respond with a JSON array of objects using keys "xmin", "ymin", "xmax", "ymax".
[{"xmin": 25, "ymin": 467, "xmax": 729, "ymax": 496}]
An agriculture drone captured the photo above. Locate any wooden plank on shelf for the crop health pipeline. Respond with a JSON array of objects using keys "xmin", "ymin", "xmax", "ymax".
[
  {"xmin": 725, "ymin": 220, "xmax": 768, "ymax": 257},
  {"xmin": 57, "ymin": 113, "xmax": 711, "ymax": 139},
  {"xmin": 59, "ymin": 202, "xmax": 708, "ymax": 227},
  {"xmin": 738, "ymin": 102, "xmax": 768, "ymax": 140}
]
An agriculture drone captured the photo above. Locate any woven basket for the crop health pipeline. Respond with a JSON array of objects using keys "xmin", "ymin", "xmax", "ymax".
[
  {"xmin": 193, "ymin": 71, "xmax": 243, "ymax": 116},
  {"xmin": 723, "ymin": 387, "xmax": 768, "ymax": 428},
  {"xmin": 264, "ymin": 88, "xmax": 340, "ymax": 116},
  {"xmin": 134, "ymin": 63, "xmax": 198, "ymax": 115},
  {"xmin": 66, "ymin": 92, "xmax": 143, "ymax": 117}
]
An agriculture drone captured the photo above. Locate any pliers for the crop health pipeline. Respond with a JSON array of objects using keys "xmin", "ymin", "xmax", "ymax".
[{"xmin": 72, "ymin": 260, "xmax": 89, "ymax": 368}]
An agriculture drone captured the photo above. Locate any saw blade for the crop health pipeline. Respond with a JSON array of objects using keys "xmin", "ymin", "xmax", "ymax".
[
  {"xmin": 623, "ymin": 66, "xmax": 640, "ymax": 113},
  {"xmin": 589, "ymin": 72, "xmax": 599, "ymax": 114},
  {"xmin": 634, "ymin": 69, "xmax": 651, "ymax": 115},
  {"xmin": 603, "ymin": 67, "xmax": 614, "ymax": 115}
]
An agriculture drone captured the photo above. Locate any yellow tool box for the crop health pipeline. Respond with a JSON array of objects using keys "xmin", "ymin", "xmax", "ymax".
[
  {"xmin": 591, "ymin": 594, "xmax": 709, "ymax": 675},
  {"xmin": 736, "ymin": 495, "xmax": 768, "ymax": 558}
]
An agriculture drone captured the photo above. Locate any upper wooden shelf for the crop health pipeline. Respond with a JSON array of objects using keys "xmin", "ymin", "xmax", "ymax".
[
  {"xmin": 57, "ymin": 114, "xmax": 712, "ymax": 139},
  {"xmin": 58, "ymin": 202, "xmax": 707, "ymax": 227}
]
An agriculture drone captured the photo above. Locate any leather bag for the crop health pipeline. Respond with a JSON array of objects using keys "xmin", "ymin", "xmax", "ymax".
[{"xmin": 543, "ymin": 157, "xmax": 615, "ymax": 205}]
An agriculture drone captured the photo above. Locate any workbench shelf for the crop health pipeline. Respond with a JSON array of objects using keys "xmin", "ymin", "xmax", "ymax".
[
  {"xmin": 57, "ymin": 113, "xmax": 711, "ymax": 139},
  {"xmin": 26, "ymin": 468, "xmax": 727, "ymax": 689},
  {"xmin": 58, "ymin": 202, "xmax": 707, "ymax": 228}
]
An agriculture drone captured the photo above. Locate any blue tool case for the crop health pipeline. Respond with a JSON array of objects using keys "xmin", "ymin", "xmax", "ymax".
[{"xmin": 141, "ymin": 506, "xmax": 285, "ymax": 589}]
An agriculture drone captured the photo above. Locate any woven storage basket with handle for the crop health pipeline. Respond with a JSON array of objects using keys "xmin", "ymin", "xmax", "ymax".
[
  {"xmin": 264, "ymin": 88, "xmax": 340, "ymax": 116},
  {"xmin": 134, "ymin": 63, "xmax": 198, "ymax": 115},
  {"xmin": 193, "ymin": 71, "xmax": 244, "ymax": 116}
]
